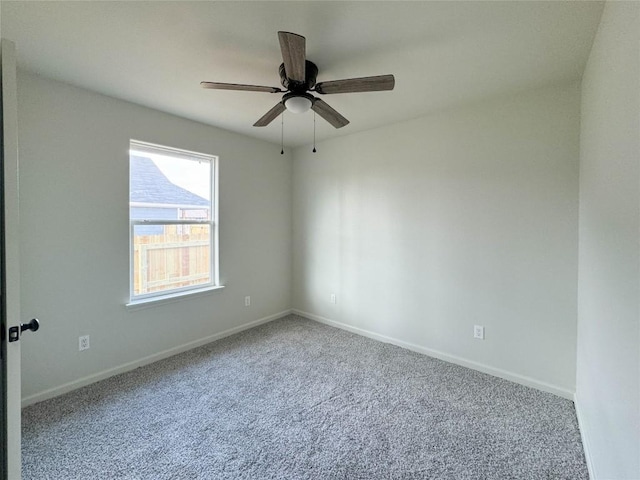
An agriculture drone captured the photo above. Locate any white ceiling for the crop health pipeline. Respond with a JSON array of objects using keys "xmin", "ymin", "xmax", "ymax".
[{"xmin": 2, "ymin": 1, "xmax": 603, "ymax": 148}]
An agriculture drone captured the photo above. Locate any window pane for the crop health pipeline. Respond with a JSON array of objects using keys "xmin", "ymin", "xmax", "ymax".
[
  {"xmin": 129, "ymin": 154, "xmax": 211, "ymax": 219},
  {"xmin": 129, "ymin": 140, "xmax": 217, "ymax": 301},
  {"xmin": 132, "ymin": 224, "xmax": 211, "ymax": 296}
]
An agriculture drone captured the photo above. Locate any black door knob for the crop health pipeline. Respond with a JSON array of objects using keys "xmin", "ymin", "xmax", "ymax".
[{"xmin": 20, "ymin": 318, "xmax": 40, "ymax": 333}]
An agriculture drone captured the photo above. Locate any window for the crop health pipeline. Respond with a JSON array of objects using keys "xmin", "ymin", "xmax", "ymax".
[{"xmin": 129, "ymin": 140, "xmax": 219, "ymax": 303}]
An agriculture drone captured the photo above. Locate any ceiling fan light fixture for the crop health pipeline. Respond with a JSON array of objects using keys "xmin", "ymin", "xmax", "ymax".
[{"xmin": 284, "ymin": 94, "xmax": 313, "ymax": 114}]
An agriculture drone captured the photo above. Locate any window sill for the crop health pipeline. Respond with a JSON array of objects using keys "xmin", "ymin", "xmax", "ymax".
[{"xmin": 126, "ymin": 285, "xmax": 225, "ymax": 311}]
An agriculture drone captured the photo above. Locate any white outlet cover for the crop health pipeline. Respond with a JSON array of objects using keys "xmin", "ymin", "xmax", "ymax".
[
  {"xmin": 330, "ymin": 294, "xmax": 336, "ymax": 304},
  {"xmin": 79, "ymin": 335, "xmax": 90, "ymax": 351},
  {"xmin": 474, "ymin": 325, "xmax": 485, "ymax": 340}
]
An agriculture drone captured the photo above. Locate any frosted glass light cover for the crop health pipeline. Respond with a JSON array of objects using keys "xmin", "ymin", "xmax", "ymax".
[{"xmin": 285, "ymin": 96, "xmax": 312, "ymax": 114}]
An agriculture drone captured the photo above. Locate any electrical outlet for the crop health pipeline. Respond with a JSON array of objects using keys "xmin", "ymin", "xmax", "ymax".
[
  {"xmin": 244, "ymin": 296, "xmax": 251, "ymax": 307},
  {"xmin": 473, "ymin": 325, "xmax": 485, "ymax": 340},
  {"xmin": 79, "ymin": 335, "xmax": 90, "ymax": 351},
  {"xmin": 330, "ymin": 293, "xmax": 336, "ymax": 304}
]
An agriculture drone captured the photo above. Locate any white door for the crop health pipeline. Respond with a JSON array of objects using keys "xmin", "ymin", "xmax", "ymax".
[{"xmin": 1, "ymin": 38, "xmax": 22, "ymax": 480}]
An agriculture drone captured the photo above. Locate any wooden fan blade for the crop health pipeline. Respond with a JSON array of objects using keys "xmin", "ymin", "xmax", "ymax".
[
  {"xmin": 278, "ymin": 31, "xmax": 306, "ymax": 83},
  {"xmin": 315, "ymin": 74, "xmax": 395, "ymax": 94},
  {"xmin": 253, "ymin": 102, "xmax": 286, "ymax": 127},
  {"xmin": 311, "ymin": 99, "xmax": 349, "ymax": 129},
  {"xmin": 201, "ymin": 82, "xmax": 281, "ymax": 93}
]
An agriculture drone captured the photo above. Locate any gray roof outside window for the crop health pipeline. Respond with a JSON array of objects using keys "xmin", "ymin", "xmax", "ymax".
[{"xmin": 130, "ymin": 155, "xmax": 209, "ymax": 207}]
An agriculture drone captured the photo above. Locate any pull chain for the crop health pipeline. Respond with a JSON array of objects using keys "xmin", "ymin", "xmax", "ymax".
[
  {"xmin": 280, "ymin": 113, "xmax": 284, "ymax": 155},
  {"xmin": 312, "ymin": 112, "xmax": 317, "ymax": 153}
]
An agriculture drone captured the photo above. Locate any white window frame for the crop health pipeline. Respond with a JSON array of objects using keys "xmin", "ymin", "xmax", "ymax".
[{"xmin": 128, "ymin": 140, "xmax": 220, "ymax": 304}]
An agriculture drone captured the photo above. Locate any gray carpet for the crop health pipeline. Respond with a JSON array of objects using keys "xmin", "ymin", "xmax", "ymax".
[{"xmin": 22, "ymin": 314, "xmax": 588, "ymax": 479}]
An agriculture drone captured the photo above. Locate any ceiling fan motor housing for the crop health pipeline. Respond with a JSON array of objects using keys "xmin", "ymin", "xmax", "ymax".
[{"xmin": 279, "ymin": 61, "xmax": 318, "ymax": 93}]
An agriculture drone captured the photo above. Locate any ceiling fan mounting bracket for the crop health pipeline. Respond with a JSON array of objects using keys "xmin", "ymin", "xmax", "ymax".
[{"xmin": 279, "ymin": 61, "xmax": 318, "ymax": 93}]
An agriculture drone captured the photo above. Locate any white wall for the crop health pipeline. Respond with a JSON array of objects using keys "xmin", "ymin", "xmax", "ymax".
[
  {"xmin": 17, "ymin": 14, "xmax": 640, "ymax": 473},
  {"xmin": 17, "ymin": 72, "xmax": 292, "ymax": 401},
  {"xmin": 293, "ymin": 83, "xmax": 581, "ymax": 397},
  {"xmin": 576, "ymin": 2, "xmax": 640, "ymax": 478}
]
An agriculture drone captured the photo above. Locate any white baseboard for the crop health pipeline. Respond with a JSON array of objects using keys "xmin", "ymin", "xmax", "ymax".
[
  {"xmin": 292, "ymin": 309, "xmax": 574, "ymax": 400},
  {"xmin": 22, "ymin": 309, "xmax": 292, "ymax": 408},
  {"xmin": 24, "ymin": 307, "xmax": 575, "ymax": 406},
  {"xmin": 574, "ymin": 393, "xmax": 596, "ymax": 479}
]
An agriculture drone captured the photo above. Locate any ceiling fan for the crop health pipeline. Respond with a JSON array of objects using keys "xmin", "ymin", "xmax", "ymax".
[{"xmin": 201, "ymin": 31, "xmax": 395, "ymax": 129}]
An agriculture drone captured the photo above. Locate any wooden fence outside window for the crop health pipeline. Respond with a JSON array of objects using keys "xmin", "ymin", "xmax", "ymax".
[{"xmin": 133, "ymin": 225, "xmax": 211, "ymax": 295}]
